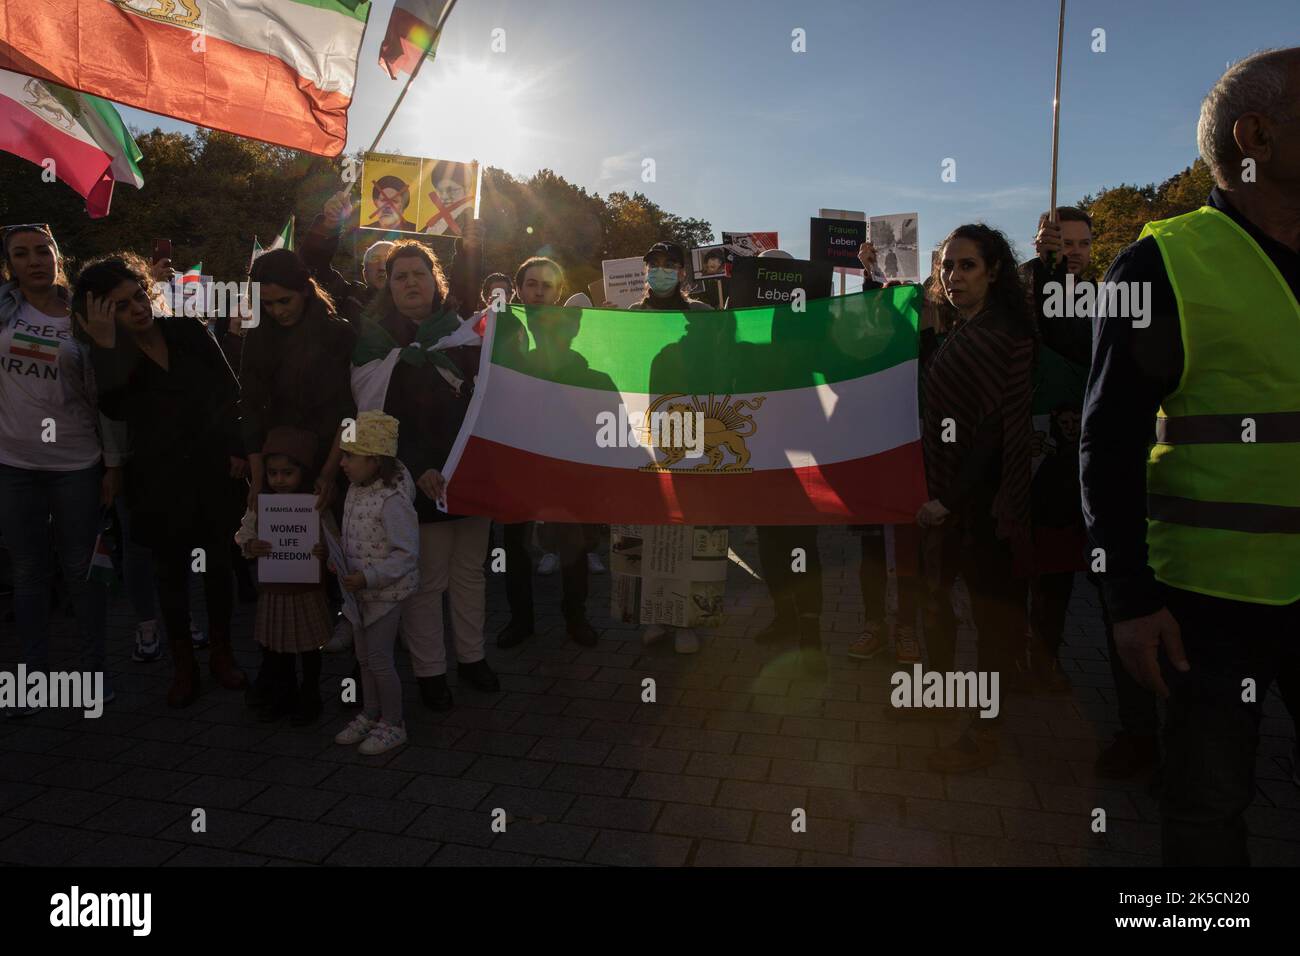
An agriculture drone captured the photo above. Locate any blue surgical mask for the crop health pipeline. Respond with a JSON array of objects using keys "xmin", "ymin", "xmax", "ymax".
[{"xmin": 647, "ymin": 267, "xmax": 680, "ymax": 295}]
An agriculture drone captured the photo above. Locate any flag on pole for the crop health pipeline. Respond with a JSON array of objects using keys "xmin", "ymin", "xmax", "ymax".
[
  {"xmin": 181, "ymin": 264, "xmax": 203, "ymax": 284},
  {"xmin": 0, "ymin": 0, "xmax": 373, "ymax": 157},
  {"xmin": 439, "ymin": 288, "xmax": 928, "ymax": 525},
  {"xmin": 0, "ymin": 69, "xmax": 143, "ymax": 218},
  {"xmin": 379, "ymin": 0, "xmax": 455, "ymax": 79},
  {"xmin": 250, "ymin": 216, "xmax": 294, "ymax": 269},
  {"xmin": 268, "ymin": 216, "xmax": 295, "ymax": 252}
]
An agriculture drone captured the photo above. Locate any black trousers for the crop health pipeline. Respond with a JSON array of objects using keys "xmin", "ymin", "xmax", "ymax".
[
  {"xmin": 1158, "ymin": 587, "xmax": 1300, "ymax": 865},
  {"xmin": 927, "ymin": 525, "xmax": 1027, "ymax": 677},
  {"xmin": 756, "ymin": 525, "xmax": 822, "ymax": 625},
  {"xmin": 858, "ymin": 526, "xmax": 920, "ymax": 625},
  {"xmin": 1030, "ymin": 570, "xmax": 1075, "ymax": 658},
  {"xmin": 503, "ymin": 521, "xmax": 590, "ymax": 625},
  {"xmin": 152, "ymin": 521, "xmax": 234, "ymax": 646}
]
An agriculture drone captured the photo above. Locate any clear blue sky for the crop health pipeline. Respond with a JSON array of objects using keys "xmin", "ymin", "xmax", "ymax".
[{"xmin": 121, "ymin": 0, "xmax": 1294, "ymax": 274}]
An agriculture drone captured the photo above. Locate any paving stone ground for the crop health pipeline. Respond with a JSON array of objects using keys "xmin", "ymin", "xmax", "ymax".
[{"xmin": 2, "ymin": 526, "xmax": 1296, "ymax": 866}]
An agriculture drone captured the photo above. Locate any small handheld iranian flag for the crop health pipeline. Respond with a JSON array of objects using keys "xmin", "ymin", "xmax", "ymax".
[
  {"xmin": 250, "ymin": 216, "xmax": 295, "ymax": 268},
  {"xmin": 180, "ymin": 263, "xmax": 203, "ymax": 284},
  {"xmin": 87, "ymin": 527, "xmax": 118, "ymax": 590},
  {"xmin": 441, "ymin": 287, "xmax": 928, "ymax": 525}
]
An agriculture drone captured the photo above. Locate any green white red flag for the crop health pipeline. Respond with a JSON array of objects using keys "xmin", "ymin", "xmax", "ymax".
[
  {"xmin": 379, "ymin": 0, "xmax": 455, "ymax": 78},
  {"xmin": 442, "ymin": 288, "xmax": 928, "ymax": 525},
  {"xmin": 0, "ymin": 0, "xmax": 372, "ymax": 157},
  {"xmin": 0, "ymin": 68, "xmax": 143, "ymax": 217}
]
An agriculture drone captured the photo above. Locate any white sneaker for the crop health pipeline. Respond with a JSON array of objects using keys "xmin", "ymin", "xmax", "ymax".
[
  {"xmin": 323, "ymin": 617, "xmax": 354, "ymax": 653},
  {"xmin": 537, "ymin": 552, "xmax": 559, "ymax": 575},
  {"xmin": 358, "ymin": 720, "xmax": 408, "ymax": 755},
  {"xmin": 587, "ymin": 552, "xmax": 606, "ymax": 574},
  {"xmin": 131, "ymin": 620, "xmax": 161, "ymax": 662},
  {"xmin": 642, "ymin": 623, "xmax": 669, "ymax": 646},
  {"xmin": 673, "ymin": 627, "xmax": 700, "ymax": 655},
  {"xmin": 334, "ymin": 713, "xmax": 377, "ymax": 745}
]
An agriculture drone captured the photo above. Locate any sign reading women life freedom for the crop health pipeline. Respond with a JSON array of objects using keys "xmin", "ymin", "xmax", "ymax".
[
  {"xmin": 257, "ymin": 495, "xmax": 320, "ymax": 584},
  {"xmin": 360, "ymin": 151, "xmax": 478, "ymax": 237}
]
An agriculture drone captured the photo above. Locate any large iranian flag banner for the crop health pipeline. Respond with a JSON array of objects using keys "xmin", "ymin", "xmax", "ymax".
[
  {"xmin": 443, "ymin": 287, "xmax": 928, "ymax": 525},
  {"xmin": 0, "ymin": 0, "xmax": 371, "ymax": 156}
]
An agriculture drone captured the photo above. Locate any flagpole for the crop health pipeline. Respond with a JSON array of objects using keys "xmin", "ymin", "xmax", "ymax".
[
  {"xmin": 1047, "ymin": 0, "xmax": 1066, "ymax": 271},
  {"xmin": 368, "ymin": 0, "xmax": 462, "ymax": 153}
]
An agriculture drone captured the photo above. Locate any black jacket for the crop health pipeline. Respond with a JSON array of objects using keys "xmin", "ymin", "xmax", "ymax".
[{"xmin": 91, "ymin": 317, "xmax": 244, "ymax": 547}]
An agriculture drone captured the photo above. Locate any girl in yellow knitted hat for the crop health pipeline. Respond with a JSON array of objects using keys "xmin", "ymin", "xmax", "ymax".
[{"xmin": 330, "ymin": 410, "xmax": 419, "ymax": 756}]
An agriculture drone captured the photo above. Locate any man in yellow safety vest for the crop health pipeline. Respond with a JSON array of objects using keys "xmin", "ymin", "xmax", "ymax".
[{"xmin": 1081, "ymin": 47, "xmax": 1300, "ymax": 865}]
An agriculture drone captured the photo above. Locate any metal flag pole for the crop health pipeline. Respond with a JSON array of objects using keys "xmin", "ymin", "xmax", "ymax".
[
  {"xmin": 1047, "ymin": 0, "xmax": 1066, "ymax": 272},
  {"xmin": 368, "ymin": 0, "xmax": 462, "ymax": 153}
]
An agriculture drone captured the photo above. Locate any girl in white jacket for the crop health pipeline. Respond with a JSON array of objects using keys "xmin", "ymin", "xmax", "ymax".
[{"xmin": 330, "ymin": 410, "xmax": 419, "ymax": 756}]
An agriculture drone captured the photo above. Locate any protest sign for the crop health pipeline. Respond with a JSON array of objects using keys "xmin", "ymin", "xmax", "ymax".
[
  {"xmin": 727, "ymin": 255, "xmax": 833, "ymax": 308},
  {"xmin": 869, "ymin": 213, "xmax": 921, "ymax": 282},
  {"xmin": 320, "ymin": 518, "xmax": 360, "ymax": 625},
  {"xmin": 257, "ymin": 495, "xmax": 320, "ymax": 584},
  {"xmin": 610, "ymin": 525, "xmax": 728, "ymax": 628},
  {"xmin": 810, "ymin": 217, "xmax": 868, "ymax": 272},
  {"xmin": 601, "ymin": 256, "xmax": 647, "ymax": 309},
  {"xmin": 720, "ymin": 231, "xmax": 779, "ymax": 274},
  {"xmin": 691, "ymin": 244, "xmax": 728, "ymax": 280},
  {"xmin": 360, "ymin": 152, "xmax": 477, "ymax": 237}
]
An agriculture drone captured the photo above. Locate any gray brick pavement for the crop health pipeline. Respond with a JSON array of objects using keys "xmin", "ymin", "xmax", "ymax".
[{"xmin": 2, "ymin": 527, "xmax": 1296, "ymax": 866}]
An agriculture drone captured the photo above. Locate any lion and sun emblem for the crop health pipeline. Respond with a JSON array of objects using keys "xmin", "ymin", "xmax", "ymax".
[
  {"xmin": 639, "ymin": 394, "xmax": 766, "ymax": 474},
  {"xmin": 111, "ymin": 0, "xmax": 203, "ymax": 28}
]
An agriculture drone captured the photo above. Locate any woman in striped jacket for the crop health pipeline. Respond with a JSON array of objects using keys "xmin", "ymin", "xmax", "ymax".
[{"xmin": 916, "ymin": 224, "xmax": 1035, "ymax": 774}]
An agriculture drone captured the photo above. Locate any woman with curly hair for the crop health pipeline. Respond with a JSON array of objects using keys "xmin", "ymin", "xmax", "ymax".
[
  {"xmin": 916, "ymin": 224, "xmax": 1035, "ymax": 774},
  {"xmin": 73, "ymin": 255, "xmax": 248, "ymax": 708}
]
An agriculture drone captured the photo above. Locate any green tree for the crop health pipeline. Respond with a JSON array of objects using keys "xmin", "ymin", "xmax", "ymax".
[{"xmin": 1079, "ymin": 158, "xmax": 1214, "ymax": 274}]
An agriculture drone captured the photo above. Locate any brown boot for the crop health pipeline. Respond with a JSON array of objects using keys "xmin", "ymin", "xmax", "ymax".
[
  {"xmin": 927, "ymin": 727, "xmax": 1000, "ymax": 774},
  {"xmin": 167, "ymin": 637, "xmax": 201, "ymax": 709},
  {"xmin": 208, "ymin": 626, "xmax": 248, "ymax": 691}
]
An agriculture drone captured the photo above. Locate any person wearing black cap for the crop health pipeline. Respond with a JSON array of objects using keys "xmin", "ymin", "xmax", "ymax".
[{"xmin": 634, "ymin": 242, "xmax": 714, "ymax": 312}]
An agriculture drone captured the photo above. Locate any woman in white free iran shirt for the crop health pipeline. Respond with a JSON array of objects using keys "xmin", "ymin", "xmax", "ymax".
[{"xmin": 0, "ymin": 225, "xmax": 113, "ymax": 699}]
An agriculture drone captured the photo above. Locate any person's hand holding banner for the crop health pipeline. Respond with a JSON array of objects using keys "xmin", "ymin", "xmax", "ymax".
[
  {"xmin": 323, "ymin": 189, "xmax": 355, "ymax": 228},
  {"xmin": 858, "ymin": 241, "xmax": 878, "ymax": 274},
  {"xmin": 417, "ymin": 468, "xmax": 446, "ymax": 501},
  {"xmin": 916, "ymin": 499, "xmax": 950, "ymax": 528}
]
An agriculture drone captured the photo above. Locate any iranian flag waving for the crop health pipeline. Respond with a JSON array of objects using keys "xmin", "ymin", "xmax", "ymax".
[
  {"xmin": 442, "ymin": 287, "xmax": 928, "ymax": 525},
  {"xmin": 0, "ymin": 0, "xmax": 372, "ymax": 157},
  {"xmin": 379, "ymin": 0, "xmax": 456, "ymax": 79},
  {"xmin": 0, "ymin": 69, "xmax": 143, "ymax": 217}
]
